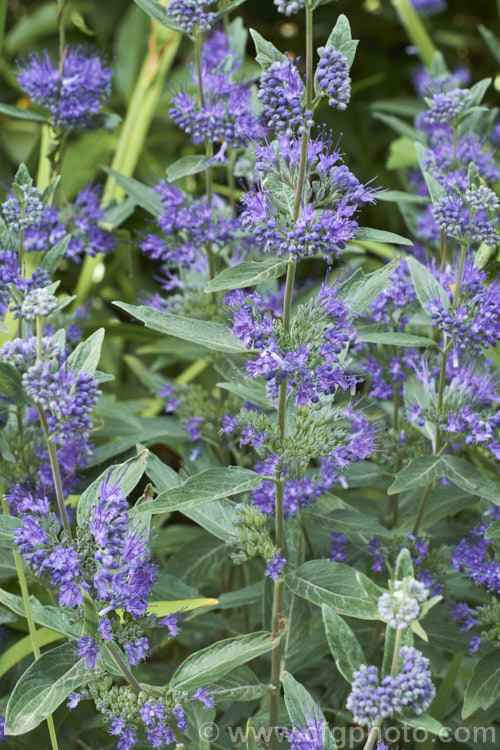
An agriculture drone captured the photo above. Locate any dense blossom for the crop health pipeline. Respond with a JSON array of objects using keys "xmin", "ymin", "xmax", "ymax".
[
  {"xmin": 17, "ymin": 46, "xmax": 112, "ymax": 128},
  {"xmin": 287, "ymin": 707, "xmax": 327, "ymax": 750},
  {"xmin": 426, "ymin": 260, "xmax": 500, "ymax": 353},
  {"xmin": 168, "ymin": 0, "xmax": 216, "ymax": 34},
  {"xmin": 226, "ymin": 279, "xmax": 360, "ymax": 403},
  {"xmin": 274, "ymin": 0, "xmax": 306, "ymax": 15},
  {"xmin": 316, "ymin": 47, "xmax": 351, "ymax": 110},
  {"xmin": 330, "ymin": 531, "xmax": 348, "ymax": 562},
  {"xmin": 347, "ymin": 648, "xmax": 434, "ymax": 725},
  {"xmin": 452, "ymin": 516, "xmax": 500, "ymax": 593},
  {"xmin": 242, "ymin": 132, "xmax": 376, "ymax": 261},
  {"xmin": 258, "ymin": 59, "xmax": 313, "ymax": 135},
  {"xmin": 170, "ymin": 31, "xmax": 262, "ymax": 154},
  {"xmin": 23, "ymin": 184, "xmax": 114, "ymax": 262},
  {"xmin": 407, "ymin": 357, "xmax": 500, "ymax": 460}
]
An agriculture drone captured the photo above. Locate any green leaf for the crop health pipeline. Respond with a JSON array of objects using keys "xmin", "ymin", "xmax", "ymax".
[
  {"xmin": 131, "ymin": 466, "xmax": 261, "ymax": 515},
  {"xmin": 89, "ymin": 416, "xmax": 187, "ymax": 465},
  {"xmin": 440, "ymin": 455, "xmax": 499, "ymax": 502},
  {"xmin": 66, "ymin": 328, "xmax": 105, "ymax": 375},
  {"xmin": 114, "ymin": 302, "xmax": 247, "ymax": 354},
  {"xmin": 398, "ymin": 712, "xmax": 448, "ymax": 737},
  {"xmin": 322, "ymin": 604, "xmax": 366, "ymax": 683},
  {"xmin": 357, "ymin": 331, "xmax": 436, "ymax": 348},
  {"xmin": 407, "ymin": 256, "xmax": 450, "ymax": 310},
  {"xmin": 170, "ymin": 632, "xmax": 276, "ymax": 691},
  {"xmin": 355, "ymin": 227, "xmax": 413, "ymax": 246},
  {"xmin": 214, "ymin": 665, "xmax": 267, "ymax": 703},
  {"xmin": 282, "ymin": 672, "xmax": 337, "ymax": 750},
  {"xmin": 468, "ymin": 162, "xmax": 481, "ymax": 191},
  {"xmin": 166, "ymin": 155, "xmax": 216, "ymax": 182},
  {"xmin": 0, "ymin": 590, "xmax": 82, "ymax": 639},
  {"xmin": 205, "ymin": 258, "xmax": 288, "ymax": 293},
  {"xmin": 395, "ymin": 548, "xmax": 414, "ymax": 579},
  {"xmin": 376, "ymin": 190, "xmax": 429, "ymax": 204},
  {"xmin": 324, "ymin": 14, "xmax": 358, "ymax": 67},
  {"xmin": 468, "ymin": 77, "xmax": 491, "ymax": 107},
  {"xmin": 0, "ymin": 103, "xmax": 46, "ymax": 123},
  {"xmin": 102, "ymin": 168, "xmax": 163, "ymax": 215},
  {"xmin": 215, "ymin": 0, "xmax": 247, "ymax": 21},
  {"xmin": 388, "ymin": 456, "xmax": 443, "ymax": 494},
  {"xmin": 182, "ymin": 499, "xmax": 239, "ymax": 542},
  {"xmin": 5, "ymin": 643, "xmax": 86, "ymax": 734},
  {"xmin": 372, "ymin": 112, "xmax": 425, "ymax": 142},
  {"xmin": 249, "ymin": 29, "xmax": 286, "ymax": 70},
  {"xmin": 40, "ymin": 235, "xmax": 71, "ymax": 276},
  {"xmin": 387, "ymin": 136, "xmax": 419, "ymax": 170},
  {"xmin": 0, "ymin": 628, "xmax": 64, "ymax": 680},
  {"xmin": 131, "ymin": 0, "xmax": 183, "ymax": 31},
  {"xmin": 0, "ymin": 362, "xmax": 28, "ymax": 402},
  {"xmin": 463, "ymin": 649, "xmax": 500, "ymax": 718},
  {"xmin": 77, "ymin": 451, "xmax": 149, "ymax": 524},
  {"xmin": 339, "ymin": 258, "xmax": 401, "ymax": 314},
  {"xmin": 479, "ymin": 24, "xmax": 500, "ymax": 65},
  {"xmin": 0, "ymin": 516, "xmax": 21, "ymax": 549},
  {"xmin": 167, "ymin": 536, "xmax": 229, "ymax": 586},
  {"xmin": 217, "ymin": 378, "xmax": 271, "ymax": 409},
  {"xmin": 485, "ymin": 521, "xmax": 500, "ymax": 539},
  {"xmin": 286, "ymin": 560, "xmax": 383, "ymax": 620},
  {"xmin": 145, "ymin": 597, "xmax": 218, "ymax": 618}
]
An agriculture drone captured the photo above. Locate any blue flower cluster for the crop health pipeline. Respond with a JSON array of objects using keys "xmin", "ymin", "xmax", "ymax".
[
  {"xmin": 258, "ymin": 59, "xmax": 313, "ymax": 136},
  {"xmin": 347, "ymin": 647, "xmax": 435, "ymax": 726},
  {"xmin": 242, "ymin": 132, "xmax": 376, "ymax": 261},
  {"xmin": 316, "ymin": 47, "xmax": 351, "ymax": 110},
  {"xmin": 17, "ymin": 46, "xmax": 112, "ymax": 129},
  {"xmin": 170, "ymin": 30, "xmax": 262, "ymax": 156}
]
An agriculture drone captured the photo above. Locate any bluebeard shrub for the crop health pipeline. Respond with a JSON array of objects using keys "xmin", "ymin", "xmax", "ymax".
[{"xmin": 0, "ymin": 2, "xmax": 499, "ymax": 749}]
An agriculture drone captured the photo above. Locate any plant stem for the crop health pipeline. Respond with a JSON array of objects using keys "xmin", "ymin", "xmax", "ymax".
[
  {"xmin": 105, "ymin": 642, "xmax": 143, "ymax": 695},
  {"xmin": 362, "ymin": 721, "xmax": 382, "ymax": 750},
  {"xmin": 390, "ymin": 628, "xmax": 403, "ymax": 677},
  {"xmin": 1, "ymin": 497, "xmax": 59, "ymax": 749},
  {"xmin": 268, "ymin": 9, "xmax": 314, "ymax": 741},
  {"xmin": 412, "ymin": 241, "xmax": 467, "ymax": 535},
  {"xmin": 37, "ymin": 407, "xmax": 72, "ymax": 539},
  {"xmin": 363, "ymin": 626, "xmax": 402, "ymax": 750}
]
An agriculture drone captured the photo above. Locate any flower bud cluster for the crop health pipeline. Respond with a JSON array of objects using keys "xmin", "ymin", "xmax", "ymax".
[
  {"xmin": 20, "ymin": 287, "xmax": 59, "ymax": 320},
  {"xmin": 230, "ymin": 503, "xmax": 286, "ymax": 580},
  {"xmin": 316, "ymin": 47, "xmax": 351, "ymax": 110},
  {"xmin": 258, "ymin": 59, "xmax": 313, "ymax": 136},
  {"xmin": 377, "ymin": 577, "xmax": 429, "ymax": 630}
]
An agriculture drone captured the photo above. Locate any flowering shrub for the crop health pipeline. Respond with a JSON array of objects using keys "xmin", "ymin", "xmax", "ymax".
[{"xmin": 0, "ymin": 1, "xmax": 499, "ymax": 749}]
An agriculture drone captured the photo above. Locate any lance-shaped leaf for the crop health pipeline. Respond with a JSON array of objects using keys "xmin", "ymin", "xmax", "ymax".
[
  {"xmin": 131, "ymin": 466, "xmax": 261, "ymax": 515},
  {"xmin": 5, "ymin": 643, "xmax": 87, "ymax": 734},
  {"xmin": 355, "ymin": 227, "xmax": 413, "ymax": 246},
  {"xmin": 249, "ymin": 29, "xmax": 286, "ymax": 70},
  {"xmin": 0, "ymin": 103, "xmax": 46, "ymax": 122},
  {"xmin": 132, "ymin": 0, "xmax": 183, "ymax": 31},
  {"xmin": 114, "ymin": 302, "xmax": 247, "ymax": 354},
  {"xmin": 339, "ymin": 258, "xmax": 400, "ymax": 314},
  {"xmin": 66, "ymin": 328, "xmax": 105, "ymax": 375},
  {"xmin": 282, "ymin": 672, "xmax": 337, "ymax": 750},
  {"xmin": 166, "ymin": 155, "xmax": 217, "ymax": 182},
  {"xmin": 463, "ymin": 650, "xmax": 500, "ymax": 718},
  {"xmin": 170, "ymin": 632, "xmax": 276, "ymax": 691},
  {"xmin": 286, "ymin": 560, "xmax": 383, "ymax": 619},
  {"xmin": 0, "ymin": 516, "xmax": 21, "ymax": 549},
  {"xmin": 102, "ymin": 167, "xmax": 163, "ymax": 215},
  {"xmin": 323, "ymin": 14, "xmax": 358, "ymax": 66},
  {"xmin": 388, "ymin": 456, "xmax": 443, "ymax": 494},
  {"xmin": 440, "ymin": 455, "xmax": 499, "ymax": 503},
  {"xmin": 407, "ymin": 256, "xmax": 450, "ymax": 310},
  {"xmin": 322, "ymin": 605, "xmax": 366, "ymax": 683},
  {"xmin": 205, "ymin": 258, "xmax": 288, "ymax": 293}
]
